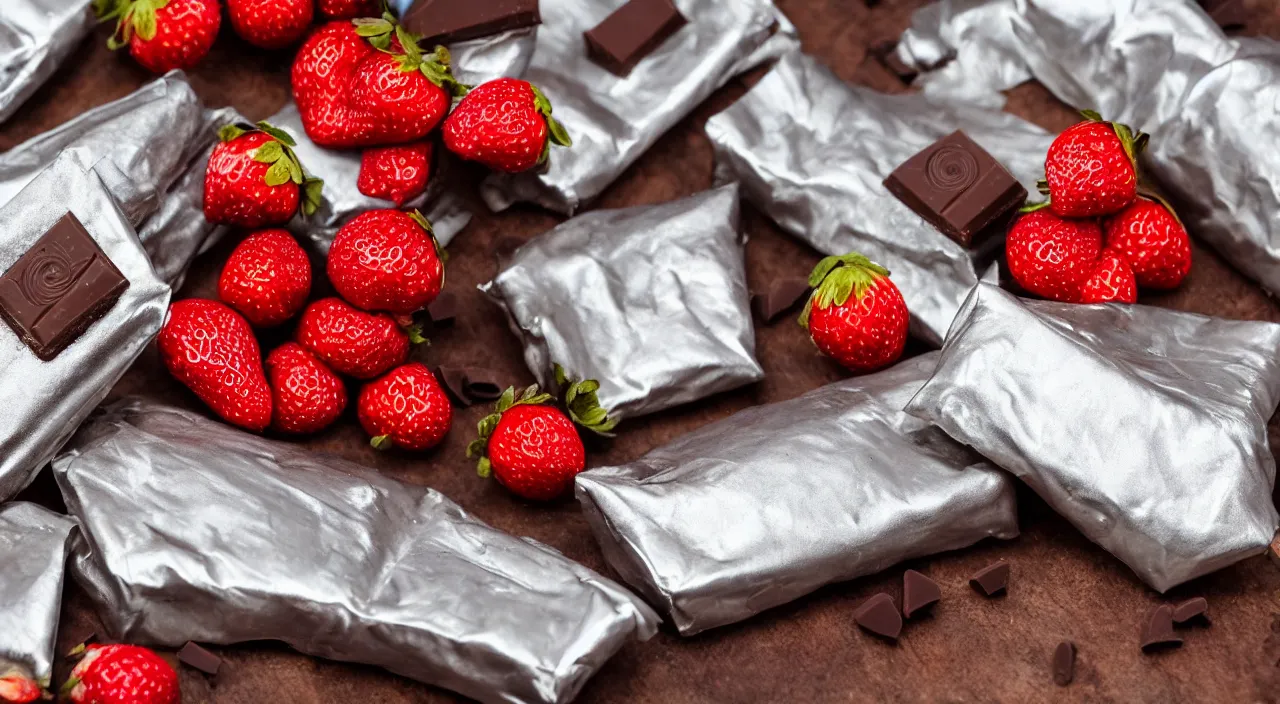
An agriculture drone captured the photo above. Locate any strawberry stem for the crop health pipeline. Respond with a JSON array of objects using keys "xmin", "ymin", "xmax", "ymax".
[{"xmin": 799, "ymin": 252, "xmax": 891, "ymax": 328}]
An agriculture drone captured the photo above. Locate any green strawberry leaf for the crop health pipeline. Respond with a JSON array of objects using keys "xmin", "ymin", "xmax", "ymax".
[
  {"xmin": 476, "ymin": 456, "xmax": 492, "ymax": 478},
  {"xmin": 370, "ymin": 434, "xmax": 391, "ymax": 450},
  {"xmin": 555, "ymin": 364, "xmax": 619, "ymax": 437},
  {"xmin": 395, "ymin": 24, "xmax": 422, "ymax": 62},
  {"xmin": 407, "ymin": 209, "xmax": 434, "ymax": 235},
  {"xmin": 1036, "ymin": 179, "xmax": 1051, "ymax": 195},
  {"xmin": 804, "ymin": 252, "xmax": 891, "ymax": 320},
  {"xmin": 301, "ymin": 177, "xmax": 324, "ymax": 216},
  {"xmin": 253, "ymin": 140, "xmax": 285, "ymax": 164},
  {"xmin": 264, "ymin": 160, "xmax": 292, "ymax": 187},
  {"xmin": 256, "ymin": 121, "xmax": 297, "ymax": 147},
  {"xmin": 92, "ymin": 0, "xmax": 125, "ymax": 21},
  {"xmin": 353, "ymin": 17, "xmax": 394, "ymax": 37},
  {"xmin": 546, "ymin": 115, "xmax": 572, "ymax": 148},
  {"xmin": 1080, "ymin": 109, "xmax": 1104, "ymax": 122},
  {"xmin": 476, "ymin": 414, "xmax": 500, "ymax": 441},
  {"xmin": 405, "ymin": 323, "xmax": 428, "ymax": 345},
  {"xmin": 218, "ymin": 124, "xmax": 247, "ymax": 142},
  {"xmin": 1018, "ymin": 199, "xmax": 1053, "ymax": 213},
  {"xmin": 553, "ymin": 363, "xmax": 569, "ymax": 388},
  {"xmin": 369, "ymin": 33, "xmax": 392, "ymax": 51},
  {"xmin": 131, "ymin": 3, "xmax": 158, "ymax": 42},
  {"xmin": 797, "ymin": 296, "xmax": 815, "ymax": 329}
]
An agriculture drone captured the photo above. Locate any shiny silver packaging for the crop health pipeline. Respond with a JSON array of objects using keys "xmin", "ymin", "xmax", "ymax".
[
  {"xmin": 905, "ymin": 284, "xmax": 1280, "ymax": 592},
  {"xmin": 54, "ymin": 398, "xmax": 659, "ymax": 704},
  {"xmin": 706, "ymin": 51, "xmax": 1051, "ymax": 344},
  {"xmin": 480, "ymin": 0, "xmax": 798, "ymax": 215},
  {"xmin": 450, "ymin": 28, "xmax": 537, "ymax": 86},
  {"xmin": 0, "ymin": 503, "xmax": 77, "ymax": 691},
  {"xmin": 0, "ymin": 0, "xmax": 93, "ymax": 124},
  {"xmin": 577, "ymin": 351, "xmax": 1018, "ymax": 635},
  {"xmin": 896, "ymin": 0, "xmax": 1280, "ymax": 295},
  {"xmin": 480, "ymin": 185, "xmax": 763, "ymax": 420},
  {"xmin": 0, "ymin": 155, "xmax": 170, "ymax": 503}
]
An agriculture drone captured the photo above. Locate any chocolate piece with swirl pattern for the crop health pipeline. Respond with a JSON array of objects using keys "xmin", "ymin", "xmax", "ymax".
[
  {"xmin": 0, "ymin": 212, "xmax": 129, "ymax": 360},
  {"xmin": 884, "ymin": 130, "xmax": 1027, "ymax": 248}
]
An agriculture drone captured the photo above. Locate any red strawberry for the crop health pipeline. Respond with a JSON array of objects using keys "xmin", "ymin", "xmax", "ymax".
[
  {"xmin": 227, "ymin": 0, "xmax": 312, "ymax": 49},
  {"xmin": 317, "ymin": 0, "xmax": 380, "ymax": 19},
  {"xmin": 296, "ymin": 297, "xmax": 417, "ymax": 379},
  {"xmin": 799, "ymin": 253, "xmax": 909, "ymax": 373},
  {"xmin": 292, "ymin": 22, "xmax": 377, "ymax": 147},
  {"xmin": 347, "ymin": 18, "xmax": 462, "ymax": 144},
  {"xmin": 61, "ymin": 644, "xmax": 177, "ymax": 704},
  {"xmin": 218, "ymin": 228, "xmax": 311, "ymax": 327},
  {"xmin": 95, "ymin": 0, "xmax": 221, "ymax": 73},
  {"xmin": 358, "ymin": 141, "xmax": 432, "ymax": 206},
  {"xmin": 0, "ymin": 667, "xmax": 41, "ymax": 704},
  {"xmin": 1005, "ymin": 209, "xmax": 1104, "ymax": 302},
  {"xmin": 159, "ymin": 299, "xmax": 273, "ymax": 431},
  {"xmin": 1078, "ymin": 250, "xmax": 1138, "ymax": 304},
  {"xmin": 327, "ymin": 209, "xmax": 444, "ymax": 315},
  {"xmin": 357, "ymin": 362, "xmax": 453, "ymax": 450},
  {"xmin": 1103, "ymin": 197, "xmax": 1192, "ymax": 290},
  {"xmin": 1043, "ymin": 111, "xmax": 1145, "ymax": 218},
  {"xmin": 443, "ymin": 78, "xmax": 572, "ymax": 173},
  {"xmin": 266, "ymin": 342, "xmax": 348, "ymax": 433},
  {"xmin": 204, "ymin": 121, "xmax": 323, "ymax": 228}
]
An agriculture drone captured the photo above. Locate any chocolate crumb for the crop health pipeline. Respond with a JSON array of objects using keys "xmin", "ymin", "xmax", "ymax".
[
  {"xmin": 969, "ymin": 561, "xmax": 1010, "ymax": 597},
  {"xmin": 1140, "ymin": 605, "xmax": 1183, "ymax": 652},
  {"xmin": 1052, "ymin": 641, "xmax": 1076, "ymax": 686},
  {"xmin": 902, "ymin": 569, "xmax": 941, "ymax": 619},
  {"xmin": 178, "ymin": 641, "xmax": 222, "ymax": 675},
  {"xmin": 751, "ymin": 277, "xmax": 810, "ymax": 323},
  {"xmin": 1172, "ymin": 597, "xmax": 1210, "ymax": 626},
  {"xmin": 854, "ymin": 593, "xmax": 902, "ymax": 642}
]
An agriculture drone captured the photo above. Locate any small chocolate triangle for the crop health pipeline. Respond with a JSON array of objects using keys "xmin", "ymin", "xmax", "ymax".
[
  {"xmin": 1171, "ymin": 597, "xmax": 1210, "ymax": 626},
  {"xmin": 178, "ymin": 641, "xmax": 222, "ymax": 675},
  {"xmin": 432, "ymin": 366, "xmax": 472, "ymax": 407},
  {"xmin": 1052, "ymin": 641, "xmax": 1076, "ymax": 686},
  {"xmin": 751, "ymin": 277, "xmax": 811, "ymax": 323},
  {"xmin": 854, "ymin": 593, "xmax": 902, "ymax": 642},
  {"xmin": 902, "ymin": 569, "xmax": 941, "ymax": 618},
  {"xmin": 1140, "ymin": 605, "xmax": 1183, "ymax": 652},
  {"xmin": 426, "ymin": 291, "xmax": 457, "ymax": 326},
  {"xmin": 969, "ymin": 561, "xmax": 1010, "ymax": 597}
]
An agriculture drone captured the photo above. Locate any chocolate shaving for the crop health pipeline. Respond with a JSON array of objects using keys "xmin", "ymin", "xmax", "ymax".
[
  {"xmin": 751, "ymin": 277, "xmax": 810, "ymax": 324},
  {"xmin": 178, "ymin": 641, "xmax": 222, "ymax": 675},
  {"xmin": 1172, "ymin": 597, "xmax": 1210, "ymax": 626},
  {"xmin": 427, "ymin": 291, "xmax": 457, "ymax": 326},
  {"xmin": 463, "ymin": 368, "xmax": 504, "ymax": 402},
  {"xmin": 969, "ymin": 561, "xmax": 1010, "ymax": 597},
  {"xmin": 1140, "ymin": 605, "xmax": 1183, "ymax": 652},
  {"xmin": 901, "ymin": 569, "xmax": 941, "ymax": 619},
  {"xmin": 433, "ymin": 365, "xmax": 472, "ymax": 407},
  {"xmin": 1052, "ymin": 641, "xmax": 1076, "ymax": 686},
  {"xmin": 854, "ymin": 593, "xmax": 902, "ymax": 642}
]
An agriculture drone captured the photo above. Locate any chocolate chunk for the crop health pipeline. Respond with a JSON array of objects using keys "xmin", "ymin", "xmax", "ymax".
[
  {"xmin": 427, "ymin": 291, "xmax": 457, "ymax": 326},
  {"xmin": 0, "ymin": 212, "xmax": 129, "ymax": 361},
  {"xmin": 433, "ymin": 365, "xmax": 472, "ymax": 407},
  {"xmin": 402, "ymin": 0, "xmax": 541, "ymax": 45},
  {"xmin": 1052, "ymin": 641, "xmax": 1076, "ymax": 686},
  {"xmin": 1140, "ymin": 605, "xmax": 1184, "ymax": 652},
  {"xmin": 854, "ymin": 593, "xmax": 902, "ymax": 642},
  {"xmin": 751, "ymin": 277, "xmax": 810, "ymax": 323},
  {"xmin": 1198, "ymin": 0, "xmax": 1248, "ymax": 30},
  {"xmin": 902, "ymin": 569, "xmax": 941, "ymax": 619},
  {"xmin": 870, "ymin": 41, "xmax": 917, "ymax": 83},
  {"xmin": 884, "ymin": 131, "xmax": 1028, "ymax": 248},
  {"xmin": 178, "ymin": 641, "xmax": 222, "ymax": 675},
  {"xmin": 585, "ymin": 0, "xmax": 687, "ymax": 77},
  {"xmin": 969, "ymin": 561, "xmax": 1009, "ymax": 597},
  {"xmin": 1172, "ymin": 597, "xmax": 1210, "ymax": 626},
  {"xmin": 463, "ymin": 368, "xmax": 504, "ymax": 402}
]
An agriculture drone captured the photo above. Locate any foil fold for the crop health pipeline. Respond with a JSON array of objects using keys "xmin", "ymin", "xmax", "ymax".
[
  {"xmin": 0, "ymin": 503, "xmax": 77, "ymax": 689},
  {"xmin": 0, "ymin": 0, "xmax": 94, "ymax": 124}
]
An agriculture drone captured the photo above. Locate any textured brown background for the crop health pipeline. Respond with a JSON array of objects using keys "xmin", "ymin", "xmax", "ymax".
[{"xmin": 8, "ymin": 0, "xmax": 1280, "ymax": 702}]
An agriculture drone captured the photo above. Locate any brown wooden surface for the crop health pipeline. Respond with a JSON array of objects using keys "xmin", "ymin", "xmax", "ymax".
[{"xmin": 9, "ymin": 1, "xmax": 1280, "ymax": 702}]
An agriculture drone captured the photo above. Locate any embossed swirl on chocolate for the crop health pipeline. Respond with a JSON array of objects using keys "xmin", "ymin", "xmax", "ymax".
[
  {"xmin": 925, "ymin": 145, "xmax": 979, "ymax": 192},
  {"xmin": 20, "ymin": 243, "xmax": 87, "ymax": 306}
]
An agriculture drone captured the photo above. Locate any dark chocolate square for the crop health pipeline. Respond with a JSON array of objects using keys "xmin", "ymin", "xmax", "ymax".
[
  {"xmin": 883, "ymin": 130, "xmax": 1027, "ymax": 248},
  {"xmin": 402, "ymin": 0, "xmax": 541, "ymax": 45},
  {"xmin": 0, "ymin": 212, "xmax": 129, "ymax": 360},
  {"xmin": 585, "ymin": 0, "xmax": 687, "ymax": 77}
]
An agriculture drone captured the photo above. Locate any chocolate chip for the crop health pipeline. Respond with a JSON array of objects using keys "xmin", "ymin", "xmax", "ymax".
[
  {"xmin": 1172, "ymin": 597, "xmax": 1210, "ymax": 626},
  {"xmin": 854, "ymin": 593, "xmax": 902, "ymax": 642},
  {"xmin": 462, "ymin": 368, "xmax": 504, "ymax": 402},
  {"xmin": 1052, "ymin": 641, "xmax": 1076, "ymax": 686},
  {"xmin": 1198, "ymin": 0, "xmax": 1248, "ymax": 30},
  {"xmin": 426, "ymin": 291, "xmax": 457, "ymax": 326},
  {"xmin": 751, "ymin": 277, "xmax": 810, "ymax": 323},
  {"xmin": 178, "ymin": 641, "xmax": 222, "ymax": 675},
  {"xmin": 1140, "ymin": 605, "xmax": 1184, "ymax": 652},
  {"xmin": 902, "ymin": 569, "xmax": 941, "ymax": 619},
  {"xmin": 433, "ymin": 366, "xmax": 472, "ymax": 407},
  {"xmin": 969, "ymin": 561, "xmax": 1010, "ymax": 597}
]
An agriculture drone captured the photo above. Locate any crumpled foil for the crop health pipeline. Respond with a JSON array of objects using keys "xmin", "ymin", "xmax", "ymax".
[
  {"xmin": 577, "ymin": 351, "xmax": 1018, "ymax": 635},
  {"xmin": 905, "ymin": 283, "xmax": 1280, "ymax": 592},
  {"xmin": 54, "ymin": 398, "xmax": 659, "ymax": 704},
  {"xmin": 480, "ymin": 0, "xmax": 799, "ymax": 215},
  {"xmin": 449, "ymin": 28, "xmax": 538, "ymax": 87},
  {"xmin": 0, "ymin": 0, "xmax": 94, "ymax": 124},
  {"xmin": 0, "ymin": 503, "xmax": 77, "ymax": 690},
  {"xmin": 706, "ymin": 52, "xmax": 1051, "ymax": 344},
  {"xmin": 895, "ymin": 0, "xmax": 1280, "ymax": 295},
  {"xmin": 480, "ymin": 185, "xmax": 763, "ymax": 420}
]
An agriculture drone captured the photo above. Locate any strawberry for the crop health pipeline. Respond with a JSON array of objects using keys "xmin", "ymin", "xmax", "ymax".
[
  {"xmin": 799, "ymin": 253, "xmax": 909, "ymax": 373},
  {"xmin": 218, "ymin": 228, "xmax": 312, "ymax": 327},
  {"xmin": 1103, "ymin": 196, "xmax": 1192, "ymax": 290},
  {"xmin": 204, "ymin": 121, "xmax": 323, "ymax": 228},
  {"xmin": 357, "ymin": 362, "xmax": 453, "ymax": 450},
  {"xmin": 1042, "ymin": 110, "xmax": 1145, "ymax": 218},
  {"xmin": 292, "ymin": 22, "xmax": 377, "ymax": 147},
  {"xmin": 0, "ymin": 667, "xmax": 41, "ymax": 704},
  {"xmin": 95, "ymin": 0, "xmax": 222, "ymax": 73},
  {"xmin": 317, "ymin": 0, "xmax": 380, "ymax": 19},
  {"xmin": 296, "ymin": 297, "xmax": 417, "ymax": 379},
  {"xmin": 159, "ymin": 298, "xmax": 273, "ymax": 431},
  {"xmin": 266, "ymin": 342, "xmax": 348, "ymax": 433},
  {"xmin": 327, "ymin": 209, "xmax": 444, "ymax": 315},
  {"xmin": 1078, "ymin": 250, "xmax": 1138, "ymax": 304},
  {"xmin": 61, "ymin": 644, "xmax": 177, "ymax": 704},
  {"xmin": 442, "ymin": 78, "xmax": 572, "ymax": 173},
  {"xmin": 358, "ymin": 141, "xmax": 433, "ymax": 206},
  {"xmin": 347, "ymin": 16, "xmax": 463, "ymax": 144},
  {"xmin": 1005, "ymin": 209, "xmax": 1103, "ymax": 303},
  {"xmin": 227, "ymin": 0, "xmax": 312, "ymax": 49}
]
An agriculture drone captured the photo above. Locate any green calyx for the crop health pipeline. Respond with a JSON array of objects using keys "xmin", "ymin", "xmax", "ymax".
[
  {"xmin": 370, "ymin": 434, "xmax": 391, "ymax": 450},
  {"xmin": 530, "ymin": 84, "xmax": 572, "ymax": 167},
  {"xmin": 408, "ymin": 208, "xmax": 448, "ymax": 276},
  {"xmin": 1079, "ymin": 109, "xmax": 1148, "ymax": 173},
  {"xmin": 554, "ymin": 364, "xmax": 619, "ymax": 437},
  {"xmin": 466, "ymin": 384, "xmax": 555, "ymax": 478},
  {"xmin": 354, "ymin": 13, "xmax": 470, "ymax": 97},
  {"xmin": 96, "ymin": 0, "xmax": 168, "ymax": 49},
  {"xmin": 221, "ymin": 121, "xmax": 324, "ymax": 216},
  {"xmin": 1019, "ymin": 180, "xmax": 1053, "ymax": 212},
  {"xmin": 1135, "ymin": 185, "xmax": 1186, "ymax": 228},
  {"xmin": 798, "ymin": 252, "xmax": 891, "ymax": 328}
]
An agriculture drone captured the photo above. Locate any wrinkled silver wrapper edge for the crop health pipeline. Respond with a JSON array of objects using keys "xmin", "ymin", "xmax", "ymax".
[
  {"xmin": 0, "ymin": 503, "xmax": 77, "ymax": 687},
  {"xmin": 0, "ymin": 0, "xmax": 94, "ymax": 124}
]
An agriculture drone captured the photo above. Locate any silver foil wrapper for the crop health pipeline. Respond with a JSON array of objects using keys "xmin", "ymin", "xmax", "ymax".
[
  {"xmin": 0, "ymin": 503, "xmax": 76, "ymax": 689},
  {"xmin": 577, "ymin": 351, "xmax": 1019, "ymax": 635},
  {"xmin": 0, "ymin": 0, "xmax": 93, "ymax": 124},
  {"xmin": 480, "ymin": 0, "xmax": 798, "ymax": 215},
  {"xmin": 480, "ymin": 185, "xmax": 763, "ymax": 420},
  {"xmin": 450, "ymin": 28, "xmax": 538, "ymax": 86},
  {"xmin": 905, "ymin": 284, "xmax": 1280, "ymax": 592},
  {"xmin": 706, "ymin": 51, "xmax": 1051, "ymax": 344},
  {"xmin": 54, "ymin": 398, "xmax": 658, "ymax": 704},
  {"xmin": 896, "ymin": 0, "xmax": 1280, "ymax": 295}
]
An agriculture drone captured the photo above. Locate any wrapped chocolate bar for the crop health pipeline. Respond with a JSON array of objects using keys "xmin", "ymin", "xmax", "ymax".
[
  {"xmin": 0, "ymin": 503, "xmax": 76, "ymax": 695},
  {"xmin": 576, "ymin": 351, "xmax": 1018, "ymax": 635},
  {"xmin": 54, "ymin": 398, "xmax": 658, "ymax": 704},
  {"xmin": 905, "ymin": 284, "xmax": 1280, "ymax": 592},
  {"xmin": 480, "ymin": 0, "xmax": 797, "ymax": 215},
  {"xmin": 0, "ymin": 1, "xmax": 94, "ymax": 124},
  {"xmin": 706, "ymin": 52, "xmax": 1051, "ymax": 344},
  {"xmin": 480, "ymin": 185, "xmax": 763, "ymax": 420},
  {"xmin": 0, "ymin": 154, "xmax": 169, "ymax": 499}
]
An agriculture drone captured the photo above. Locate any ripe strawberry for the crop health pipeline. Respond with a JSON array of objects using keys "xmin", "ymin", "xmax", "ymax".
[
  {"xmin": 95, "ymin": 0, "xmax": 221, "ymax": 73},
  {"xmin": 227, "ymin": 0, "xmax": 312, "ymax": 49},
  {"xmin": 1005, "ymin": 209, "xmax": 1104, "ymax": 303},
  {"xmin": 296, "ymin": 297, "xmax": 417, "ymax": 379},
  {"xmin": 1103, "ymin": 197, "xmax": 1192, "ymax": 290},
  {"xmin": 1078, "ymin": 250, "xmax": 1138, "ymax": 304},
  {"xmin": 159, "ymin": 298, "xmax": 273, "ymax": 431},
  {"xmin": 266, "ymin": 342, "xmax": 348, "ymax": 433},
  {"xmin": 442, "ymin": 78, "xmax": 572, "ymax": 173},
  {"xmin": 799, "ymin": 253, "xmax": 909, "ymax": 373},
  {"xmin": 1042, "ymin": 110, "xmax": 1145, "ymax": 218},
  {"xmin": 218, "ymin": 228, "xmax": 311, "ymax": 327},
  {"xmin": 357, "ymin": 362, "xmax": 452, "ymax": 450},
  {"xmin": 327, "ymin": 209, "xmax": 444, "ymax": 315},
  {"xmin": 358, "ymin": 141, "xmax": 432, "ymax": 206},
  {"xmin": 347, "ymin": 16, "xmax": 463, "ymax": 144},
  {"xmin": 0, "ymin": 667, "xmax": 41, "ymax": 704},
  {"xmin": 317, "ymin": 0, "xmax": 380, "ymax": 19},
  {"xmin": 204, "ymin": 121, "xmax": 323, "ymax": 228},
  {"xmin": 61, "ymin": 644, "xmax": 177, "ymax": 704},
  {"xmin": 292, "ymin": 22, "xmax": 377, "ymax": 147}
]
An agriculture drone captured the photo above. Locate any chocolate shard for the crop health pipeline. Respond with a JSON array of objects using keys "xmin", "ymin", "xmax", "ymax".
[
  {"xmin": 751, "ymin": 277, "xmax": 810, "ymax": 323},
  {"xmin": 969, "ymin": 561, "xmax": 1010, "ymax": 597},
  {"xmin": 433, "ymin": 365, "xmax": 472, "ymax": 407},
  {"xmin": 402, "ymin": 0, "xmax": 541, "ymax": 45},
  {"xmin": 1140, "ymin": 605, "xmax": 1184, "ymax": 652},
  {"xmin": 1171, "ymin": 597, "xmax": 1210, "ymax": 626},
  {"xmin": 178, "ymin": 641, "xmax": 222, "ymax": 675},
  {"xmin": 0, "ymin": 212, "xmax": 129, "ymax": 361},
  {"xmin": 585, "ymin": 0, "xmax": 687, "ymax": 77},
  {"xmin": 870, "ymin": 41, "xmax": 917, "ymax": 83},
  {"xmin": 854, "ymin": 593, "xmax": 902, "ymax": 642},
  {"xmin": 883, "ymin": 130, "xmax": 1028, "ymax": 248},
  {"xmin": 902, "ymin": 569, "xmax": 941, "ymax": 619},
  {"xmin": 462, "ymin": 368, "xmax": 504, "ymax": 402},
  {"xmin": 1052, "ymin": 641, "xmax": 1076, "ymax": 686},
  {"xmin": 427, "ymin": 291, "xmax": 457, "ymax": 326}
]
